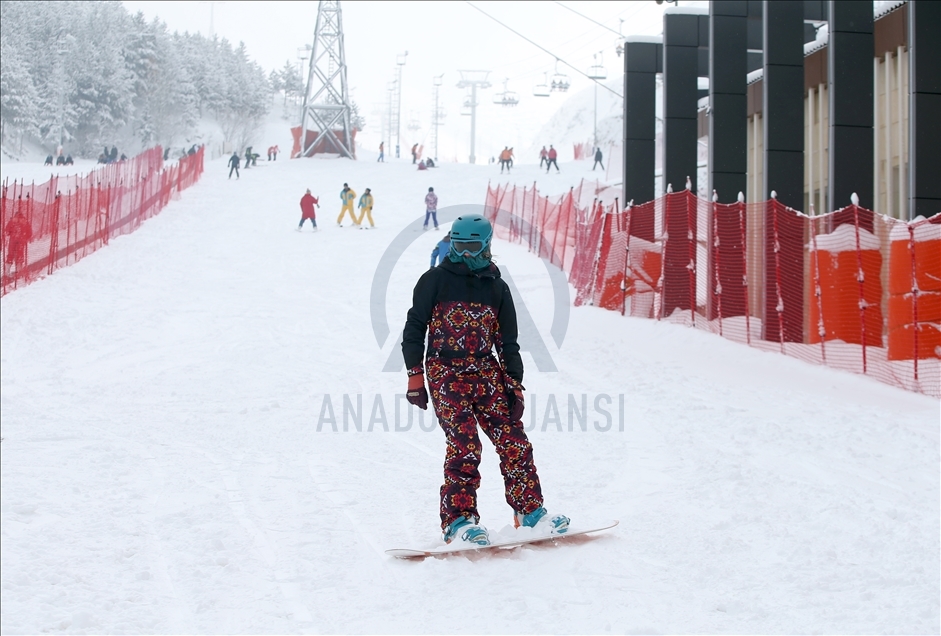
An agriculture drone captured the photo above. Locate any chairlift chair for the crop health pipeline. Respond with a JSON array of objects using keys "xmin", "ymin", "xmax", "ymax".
[
  {"xmin": 494, "ymin": 78, "xmax": 519, "ymax": 106},
  {"xmin": 588, "ymin": 52, "xmax": 606, "ymax": 81},
  {"xmin": 588, "ymin": 64, "xmax": 606, "ymax": 80},
  {"xmin": 550, "ymin": 61, "xmax": 570, "ymax": 92},
  {"xmin": 533, "ymin": 73, "xmax": 551, "ymax": 97}
]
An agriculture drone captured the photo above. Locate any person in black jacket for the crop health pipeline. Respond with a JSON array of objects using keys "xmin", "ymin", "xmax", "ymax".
[
  {"xmin": 228, "ymin": 152, "xmax": 240, "ymax": 179},
  {"xmin": 401, "ymin": 212, "xmax": 569, "ymax": 547}
]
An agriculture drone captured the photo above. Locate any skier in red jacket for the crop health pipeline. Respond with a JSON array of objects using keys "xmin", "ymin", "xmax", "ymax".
[
  {"xmin": 297, "ymin": 189, "xmax": 319, "ymax": 231},
  {"xmin": 3, "ymin": 206, "xmax": 32, "ymax": 273},
  {"xmin": 546, "ymin": 145, "xmax": 560, "ymax": 173}
]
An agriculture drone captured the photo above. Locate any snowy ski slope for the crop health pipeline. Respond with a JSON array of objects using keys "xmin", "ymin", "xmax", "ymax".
[{"xmin": 1, "ymin": 155, "xmax": 938, "ymax": 633}]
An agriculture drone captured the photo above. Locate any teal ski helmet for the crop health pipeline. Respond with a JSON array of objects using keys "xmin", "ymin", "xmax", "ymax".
[{"xmin": 449, "ymin": 213, "xmax": 493, "ymax": 257}]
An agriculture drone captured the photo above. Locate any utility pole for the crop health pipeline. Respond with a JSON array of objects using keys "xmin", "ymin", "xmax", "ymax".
[
  {"xmin": 588, "ymin": 51, "xmax": 607, "ymax": 150},
  {"xmin": 456, "ymin": 70, "xmax": 491, "ymax": 164},
  {"xmin": 391, "ymin": 51, "xmax": 407, "ymax": 158},
  {"xmin": 432, "ymin": 75, "xmax": 444, "ymax": 162}
]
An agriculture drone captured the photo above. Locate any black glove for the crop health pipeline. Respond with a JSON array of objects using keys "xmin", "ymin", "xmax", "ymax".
[{"xmin": 508, "ymin": 387, "xmax": 525, "ymax": 421}]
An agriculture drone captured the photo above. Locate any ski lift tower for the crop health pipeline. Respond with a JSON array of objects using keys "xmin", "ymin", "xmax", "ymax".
[
  {"xmin": 298, "ymin": 0, "xmax": 354, "ymax": 158},
  {"xmin": 456, "ymin": 70, "xmax": 490, "ymax": 164},
  {"xmin": 391, "ymin": 52, "xmax": 407, "ymax": 158},
  {"xmin": 588, "ymin": 52, "xmax": 607, "ymax": 148},
  {"xmin": 432, "ymin": 75, "xmax": 445, "ymax": 161}
]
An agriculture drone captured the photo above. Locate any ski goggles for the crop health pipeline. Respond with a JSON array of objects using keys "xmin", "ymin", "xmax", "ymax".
[{"xmin": 451, "ymin": 240, "xmax": 486, "ymax": 256}]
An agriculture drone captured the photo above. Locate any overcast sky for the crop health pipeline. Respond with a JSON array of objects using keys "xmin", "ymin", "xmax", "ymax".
[{"xmin": 122, "ymin": 1, "xmax": 706, "ymax": 159}]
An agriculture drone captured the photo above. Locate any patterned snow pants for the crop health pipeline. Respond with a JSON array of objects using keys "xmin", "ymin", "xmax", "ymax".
[{"xmin": 426, "ymin": 355, "xmax": 544, "ymax": 529}]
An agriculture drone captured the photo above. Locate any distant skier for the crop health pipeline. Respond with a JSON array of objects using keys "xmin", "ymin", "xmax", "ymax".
[
  {"xmin": 423, "ymin": 187, "xmax": 439, "ymax": 231},
  {"xmin": 44, "ymin": 155, "xmax": 54, "ymax": 166},
  {"xmin": 429, "ymin": 232, "xmax": 451, "ymax": 268},
  {"xmin": 417, "ymin": 160, "xmax": 427, "ymax": 171},
  {"xmin": 297, "ymin": 188, "xmax": 319, "ymax": 231},
  {"xmin": 546, "ymin": 145, "xmax": 559, "ymax": 173},
  {"xmin": 539, "ymin": 146, "xmax": 548, "ymax": 168},
  {"xmin": 401, "ymin": 212, "xmax": 570, "ymax": 547},
  {"xmin": 378, "ymin": 142, "xmax": 385, "ymax": 163},
  {"xmin": 499, "ymin": 147, "xmax": 511, "ymax": 174},
  {"xmin": 228, "ymin": 152, "xmax": 240, "ymax": 179},
  {"xmin": 411, "ymin": 143, "xmax": 419, "ymax": 164},
  {"xmin": 337, "ymin": 183, "xmax": 358, "ymax": 227},
  {"xmin": 357, "ymin": 188, "xmax": 375, "ymax": 229},
  {"xmin": 592, "ymin": 147, "xmax": 604, "ymax": 171},
  {"xmin": 272, "ymin": 145, "xmax": 279, "ymax": 160},
  {"xmin": 507, "ymin": 147, "xmax": 515, "ymax": 169}
]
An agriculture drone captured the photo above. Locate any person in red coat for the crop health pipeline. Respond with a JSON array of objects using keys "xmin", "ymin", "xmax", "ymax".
[
  {"xmin": 297, "ymin": 189, "xmax": 319, "ymax": 231},
  {"xmin": 3, "ymin": 206, "xmax": 33, "ymax": 273}
]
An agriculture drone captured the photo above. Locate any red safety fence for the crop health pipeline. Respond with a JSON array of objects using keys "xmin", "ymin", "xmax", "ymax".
[
  {"xmin": 1, "ymin": 146, "xmax": 204, "ymax": 296},
  {"xmin": 484, "ymin": 182, "xmax": 941, "ymax": 398}
]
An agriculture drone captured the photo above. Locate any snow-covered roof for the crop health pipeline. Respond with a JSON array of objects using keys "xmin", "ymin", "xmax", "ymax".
[
  {"xmin": 662, "ymin": 6, "xmax": 708, "ymax": 16},
  {"xmin": 625, "ymin": 35, "xmax": 662, "ymax": 44},
  {"xmin": 804, "ymin": 23, "xmax": 829, "ymax": 56},
  {"xmin": 697, "ymin": 96, "xmax": 709, "ymax": 112},
  {"xmin": 874, "ymin": 0, "xmax": 907, "ymax": 20},
  {"xmin": 746, "ymin": 68, "xmax": 763, "ymax": 85}
]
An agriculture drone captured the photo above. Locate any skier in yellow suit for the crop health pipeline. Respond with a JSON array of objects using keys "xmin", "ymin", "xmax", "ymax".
[
  {"xmin": 337, "ymin": 183, "xmax": 358, "ymax": 227},
  {"xmin": 357, "ymin": 188, "xmax": 375, "ymax": 229}
]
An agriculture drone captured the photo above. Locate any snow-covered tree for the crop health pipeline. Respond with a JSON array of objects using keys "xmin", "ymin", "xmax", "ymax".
[{"xmin": 0, "ymin": 1, "xmax": 270, "ymax": 157}]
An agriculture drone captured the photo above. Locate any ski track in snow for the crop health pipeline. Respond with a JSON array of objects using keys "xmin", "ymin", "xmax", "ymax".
[{"xmin": 1, "ymin": 155, "xmax": 938, "ymax": 634}]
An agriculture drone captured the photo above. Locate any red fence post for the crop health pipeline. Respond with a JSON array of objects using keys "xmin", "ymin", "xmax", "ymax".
[
  {"xmin": 852, "ymin": 203, "xmax": 867, "ymax": 374},
  {"xmin": 908, "ymin": 224, "xmax": 919, "ymax": 382},
  {"xmin": 809, "ymin": 214, "xmax": 827, "ymax": 364}
]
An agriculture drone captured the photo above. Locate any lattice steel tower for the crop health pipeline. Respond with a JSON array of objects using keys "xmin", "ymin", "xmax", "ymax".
[{"xmin": 299, "ymin": 1, "xmax": 354, "ymax": 158}]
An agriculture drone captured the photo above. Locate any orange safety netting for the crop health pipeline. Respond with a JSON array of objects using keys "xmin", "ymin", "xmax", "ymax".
[
  {"xmin": 1, "ymin": 146, "xmax": 205, "ymax": 296},
  {"xmin": 484, "ymin": 182, "xmax": 940, "ymax": 398}
]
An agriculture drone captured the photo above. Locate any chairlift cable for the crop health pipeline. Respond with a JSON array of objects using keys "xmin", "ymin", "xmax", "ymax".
[
  {"xmin": 553, "ymin": 2, "xmax": 622, "ymax": 37},
  {"xmin": 465, "ymin": 1, "xmax": 623, "ymax": 99}
]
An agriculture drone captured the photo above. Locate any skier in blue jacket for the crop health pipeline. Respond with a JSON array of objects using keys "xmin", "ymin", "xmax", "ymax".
[{"xmin": 429, "ymin": 232, "xmax": 451, "ymax": 268}]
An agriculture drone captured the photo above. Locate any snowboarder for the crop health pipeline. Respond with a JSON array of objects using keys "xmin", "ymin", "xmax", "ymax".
[
  {"xmin": 44, "ymin": 155, "xmax": 54, "ymax": 166},
  {"xmin": 297, "ymin": 189, "xmax": 319, "ymax": 231},
  {"xmin": 337, "ymin": 183, "xmax": 358, "ymax": 227},
  {"xmin": 429, "ymin": 232, "xmax": 451, "ymax": 268},
  {"xmin": 357, "ymin": 188, "xmax": 375, "ymax": 228},
  {"xmin": 228, "ymin": 152, "xmax": 240, "ymax": 179},
  {"xmin": 546, "ymin": 145, "xmax": 560, "ymax": 173},
  {"xmin": 417, "ymin": 160, "xmax": 427, "ymax": 171},
  {"xmin": 423, "ymin": 187, "xmax": 439, "ymax": 231},
  {"xmin": 377, "ymin": 142, "xmax": 385, "ymax": 162},
  {"xmin": 401, "ymin": 212, "xmax": 570, "ymax": 546},
  {"xmin": 592, "ymin": 147, "xmax": 604, "ymax": 171},
  {"xmin": 539, "ymin": 146, "xmax": 548, "ymax": 168}
]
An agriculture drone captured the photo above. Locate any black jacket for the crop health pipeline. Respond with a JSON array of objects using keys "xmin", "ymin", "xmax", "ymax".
[{"xmin": 402, "ymin": 259, "xmax": 523, "ymax": 383}]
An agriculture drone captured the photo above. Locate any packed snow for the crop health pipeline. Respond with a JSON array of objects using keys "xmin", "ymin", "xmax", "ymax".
[{"xmin": 1, "ymin": 153, "xmax": 938, "ymax": 634}]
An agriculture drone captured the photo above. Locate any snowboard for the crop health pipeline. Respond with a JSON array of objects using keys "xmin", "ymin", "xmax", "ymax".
[{"xmin": 386, "ymin": 520, "xmax": 618, "ymax": 559}]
